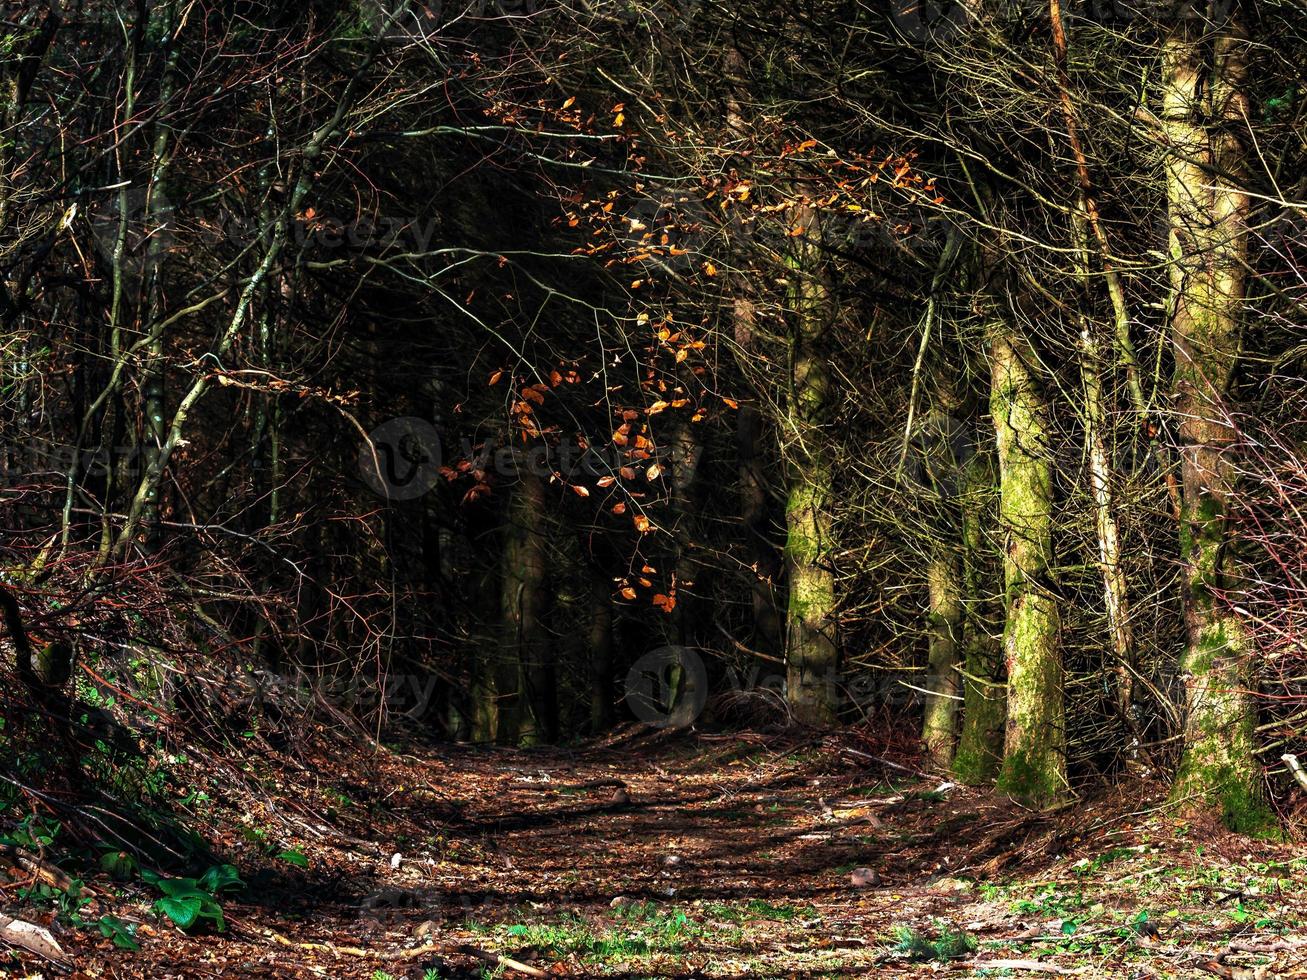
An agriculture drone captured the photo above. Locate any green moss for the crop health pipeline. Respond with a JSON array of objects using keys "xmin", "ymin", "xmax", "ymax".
[
  {"xmin": 1174, "ymin": 758, "xmax": 1279, "ymax": 837},
  {"xmin": 996, "ymin": 746, "xmax": 1062, "ymax": 806},
  {"xmin": 953, "ymin": 738, "xmax": 1001, "ymax": 785}
]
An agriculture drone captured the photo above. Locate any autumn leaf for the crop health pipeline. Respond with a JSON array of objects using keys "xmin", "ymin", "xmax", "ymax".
[
  {"xmin": 488, "ymin": 369, "xmax": 504, "ymax": 386},
  {"xmin": 597, "ymin": 475, "xmax": 616, "ymax": 487},
  {"xmin": 562, "ymin": 96, "xmax": 576, "ymax": 109},
  {"xmin": 612, "ymin": 502, "xmax": 628, "ymax": 515},
  {"xmin": 648, "ymin": 400, "xmax": 670, "ymax": 415},
  {"xmin": 652, "ymin": 593, "xmax": 677, "ymax": 613},
  {"xmin": 633, "ymin": 514, "xmax": 651, "ymax": 532},
  {"xmin": 619, "ymin": 466, "xmax": 636, "ymax": 480},
  {"xmin": 620, "ymin": 586, "xmax": 637, "ymax": 600},
  {"xmin": 722, "ymin": 397, "xmax": 739, "ymax": 409},
  {"xmin": 646, "ymin": 463, "xmax": 662, "ymax": 480},
  {"xmin": 571, "ymin": 484, "xmax": 590, "ymax": 497},
  {"xmin": 702, "ymin": 261, "xmax": 717, "ymax": 276}
]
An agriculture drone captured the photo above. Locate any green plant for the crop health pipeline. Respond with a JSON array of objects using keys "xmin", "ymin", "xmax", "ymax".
[
  {"xmin": 144, "ymin": 863, "xmax": 244, "ymax": 932},
  {"xmin": 887, "ymin": 921, "xmax": 977, "ymax": 962},
  {"xmin": 99, "ymin": 849, "xmax": 138, "ymax": 881},
  {"xmin": 6, "ymin": 813, "xmax": 60, "ymax": 850},
  {"xmin": 98, "ymin": 915, "xmax": 141, "ymax": 951},
  {"xmin": 276, "ymin": 848, "xmax": 308, "ymax": 868}
]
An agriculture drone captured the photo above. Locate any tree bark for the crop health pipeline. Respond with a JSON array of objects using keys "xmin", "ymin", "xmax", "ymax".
[
  {"xmin": 783, "ymin": 204, "xmax": 839, "ymax": 726},
  {"xmin": 502, "ymin": 468, "xmax": 553, "ymax": 746},
  {"xmin": 922, "ymin": 550, "xmax": 962, "ymax": 767},
  {"xmin": 990, "ymin": 320, "xmax": 1066, "ymax": 805},
  {"xmin": 953, "ymin": 445, "xmax": 1006, "ymax": 784},
  {"xmin": 1161, "ymin": 7, "xmax": 1271, "ymax": 832}
]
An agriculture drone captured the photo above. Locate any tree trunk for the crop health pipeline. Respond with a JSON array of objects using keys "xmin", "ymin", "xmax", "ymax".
[
  {"xmin": 735, "ymin": 296, "xmax": 784, "ymax": 661},
  {"xmin": 954, "ymin": 445, "xmax": 1006, "ymax": 784},
  {"xmin": 588, "ymin": 570, "xmax": 614, "ymax": 732},
  {"xmin": 1161, "ymin": 8, "xmax": 1271, "ymax": 832},
  {"xmin": 502, "ymin": 469, "xmax": 553, "ymax": 746},
  {"xmin": 989, "ymin": 320, "xmax": 1065, "ymax": 805},
  {"xmin": 922, "ymin": 550, "xmax": 962, "ymax": 767},
  {"xmin": 783, "ymin": 204, "xmax": 839, "ymax": 726}
]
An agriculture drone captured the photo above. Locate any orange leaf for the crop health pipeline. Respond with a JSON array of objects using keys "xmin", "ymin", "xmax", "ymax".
[
  {"xmin": 612, "ymin": 502, "xmax": 627, "ymax": 515},
  {"xmin": 571, "ymin": 484, "xmax": 590, "ymax": 497},
  {"xmin": 597, "ymin": 476, "xmax": 616, "ymax": 488},
  {"xmin": 619, "ymin": 466, "xmax": 637, "ymax": 480},
  {"xmin": 633, "ymin": 514, "xmax": 651, "ymax": 532},
  {"xmin": 647, "ymin": 400, "xmax": 670, "ymax": 415},
  {"xmin": 488, "ymin": 370, "xmax": 504, "ymax": 386},
  {"xmin": 620, "ymin": 586, "xmax": 637, "ymax": 600},
  {"xmin": 702, "ymin": 261, "xmax": 717, "ymax": 276},
  {"xmin": 646, "ymin": 464, "xmax": 662, "ymax": 480}
]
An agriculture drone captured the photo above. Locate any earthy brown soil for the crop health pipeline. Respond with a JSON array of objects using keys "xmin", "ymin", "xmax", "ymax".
[{"xmin": 7, "ymin": 728, "xmax": 1307, "ymax": 978}]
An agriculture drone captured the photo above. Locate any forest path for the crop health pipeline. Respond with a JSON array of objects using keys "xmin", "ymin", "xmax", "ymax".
[{"xmin": 55, "ymin": 730, "xmax": 1307, "ymax": 977}]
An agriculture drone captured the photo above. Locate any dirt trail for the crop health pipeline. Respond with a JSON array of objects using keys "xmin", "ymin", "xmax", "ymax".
[{"xmin": 27, "ymin": 731, "xmax": 1307, "ymax": 977}]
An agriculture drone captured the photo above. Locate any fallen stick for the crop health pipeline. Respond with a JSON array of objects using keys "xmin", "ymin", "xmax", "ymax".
[
  {"xmin": 265, "ymin": 930, "xmax": 549, "ymax": 977},
  {"xmin": 963, "ymin": 960, "xmax": 1076, "ymax": 975}
]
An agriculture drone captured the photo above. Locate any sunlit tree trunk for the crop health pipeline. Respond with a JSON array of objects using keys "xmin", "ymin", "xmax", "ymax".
[
  {"xmin": 783, "ymin": 204, "xmax": 839, "ymax": 725},
  {"xmin": 990, "ymin": 318, "xmax": 1065, "ymax": 805},
  {"xmin": 1161, "ymin": 8, "xmax": 1271, "ymax": 831}
]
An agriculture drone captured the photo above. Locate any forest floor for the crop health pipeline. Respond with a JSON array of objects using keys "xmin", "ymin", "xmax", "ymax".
[{"xmin": 8, "ymin": 728, "xmax": 1307, "ymax": 979}]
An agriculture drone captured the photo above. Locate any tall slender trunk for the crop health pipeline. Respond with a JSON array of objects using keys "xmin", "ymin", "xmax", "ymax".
[
  {"xmin": 503, "ymin": 469, "xmax": 553, "ymax": 746},
  {"xmin": 735, "ymin": 296, "xmax": 784, "ymax": 660},
  {"xmin": 140, "ymin": 3, "xmax": 179, "ymax": 549},
  {"xmin": 588, "ymin": 570, "xmax": 614, "ymax": 732},
  {"xmin": 1047, "ymin": 0, "xmax": 1140, "ymax": 739},
  {"xmin": 922, "ymin": 549, "xmax": 962, "ymax": 766},
  {"xmin": 989, "ymin": 318, "xmax": 1065, "ymax": 805},
  {"xmin": 783, "ymin": 204, "xmax": 839, "ymax": 726},
  {"xmin": 954, "ymin": 444, "xmax": 1006, "ymax": 783},
  {"xmin": 1161, "ymin": 7, "xmax": 1271, "ymax": 831}
]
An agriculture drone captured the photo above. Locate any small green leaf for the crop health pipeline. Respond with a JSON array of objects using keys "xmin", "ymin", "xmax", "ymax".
[
  {"xmin": 199, "ymin": 864, "xmax": 244, "ymax": 893},
  {"xmin": 157, "ymin": 895, "xmax": 202, "ymax": 930},
  {"xmin": 276, "ymin": 849, "xmax": 308, "ymax": 868},
  {"xmin": 98, "ymin": 915, "xmax": 141, "ymax": 951}
]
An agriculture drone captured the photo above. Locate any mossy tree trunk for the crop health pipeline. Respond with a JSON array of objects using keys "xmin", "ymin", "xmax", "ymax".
[
  {"xmin": 923, "ymin": 550, "xmax": 962, "ymax": 767},
  {"xmin": 783, "ymin": 204, "xmax": 839, "ymax": 726},
  {"xmin": 1161, "ymin": 8, "xmax": 1271, "ymax": 832},
  {"xmin": 989, "ymin": 319, "xmax": 1066, "ymax": 805},
  {"xmin": 954, "ymin": 445, "xmax": 1006, "ymax": 784}
]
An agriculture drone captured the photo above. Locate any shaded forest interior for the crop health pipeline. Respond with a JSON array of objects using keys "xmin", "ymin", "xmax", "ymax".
[{"xmin": 2, "ymin": 0, "xmax": 1307, "ymax": 974}]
